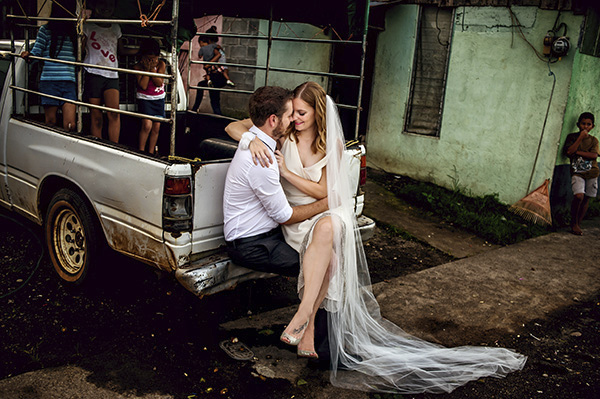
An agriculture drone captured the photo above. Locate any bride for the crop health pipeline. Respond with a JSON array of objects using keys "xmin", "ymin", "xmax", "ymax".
[{"xmin": 226, "ymin": 81, "xmax": 526, "ymax": 393}]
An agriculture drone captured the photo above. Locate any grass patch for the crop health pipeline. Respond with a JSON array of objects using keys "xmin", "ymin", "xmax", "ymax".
[
  {"xmin": 375, "ymin": 220, "xmax": 419, "ymax": 242},
  {"xmin": 588, "ymin": 197, "xmax": 600, "ymax": 218},
  {"xmin": 368, "ymin": 168, "xmax": 552, "ymax": 246}
]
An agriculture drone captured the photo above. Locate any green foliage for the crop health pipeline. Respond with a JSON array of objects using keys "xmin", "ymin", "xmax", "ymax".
[
  {"xmin": 553, "ymin": 195, "xmax": 599, "ymax": 227},
  {"xmin": 369, "ymin": 169, "xmax": 552, "ymax": 246},
  {"xmin": 376, "ymin": 221, "xmax": 419, "ymax": 242},
  {"xmin": 552, "ymin": 206, "xmax": 571, "ymax": 228},
  {"xmin": 588, "ymin": 197, "xmax": 600, "ymax": 218}
]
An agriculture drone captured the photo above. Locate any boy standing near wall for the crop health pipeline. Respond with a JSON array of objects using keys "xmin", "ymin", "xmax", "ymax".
[{"xmin": 564, "ymin": 112, "xmax": 599, "ymax": 235}]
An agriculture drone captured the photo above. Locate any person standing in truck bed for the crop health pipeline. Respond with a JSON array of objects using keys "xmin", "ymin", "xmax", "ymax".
[
  {"xmin": 133, "ymin": 38, "xmax": 166, "ymax": 156},
  {"xmin": 21, "ymin": 2, "xmax": 77, "ymax": 131},
  {"xmin": 82, "ymin": 0, "xmax": 137, "ymax": 143}
]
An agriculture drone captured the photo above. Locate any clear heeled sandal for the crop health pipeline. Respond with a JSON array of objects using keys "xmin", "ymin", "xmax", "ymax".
[{"xmin": 280, "ymin": 319, "xmax": 309, "ymax": 346}]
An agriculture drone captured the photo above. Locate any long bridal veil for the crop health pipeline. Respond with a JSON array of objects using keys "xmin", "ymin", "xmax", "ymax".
[{"xmin": 323, "ymin": 96, "xmax": 526, "ymax": 393}]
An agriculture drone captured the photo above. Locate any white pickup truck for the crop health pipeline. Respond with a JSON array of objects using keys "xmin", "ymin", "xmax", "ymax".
[{"xmin": 0, "ymin": 40, "xmax": 374, "ymax": 297}]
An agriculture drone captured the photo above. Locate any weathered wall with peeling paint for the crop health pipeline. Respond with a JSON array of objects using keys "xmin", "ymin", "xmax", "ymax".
[
  {"xmin": 549, "ymin": 51, "xmax": 600, "ymax": 220},
  {"xmin": 556, "ymin": 52, "xmax": 600, "ymax": 165},
  {"xmin": 367, "ymin": 5, "xmax": 585, "ymax": 204}
]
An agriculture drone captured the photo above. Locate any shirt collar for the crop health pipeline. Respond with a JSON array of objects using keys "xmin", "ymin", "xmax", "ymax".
[{"xmin": 249, "ymin": 125, "xmax": 276, "ymax": 153}]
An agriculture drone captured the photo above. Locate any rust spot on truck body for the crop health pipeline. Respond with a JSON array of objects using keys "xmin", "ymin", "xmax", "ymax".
[{"xmin": 103, "ymin": 221, "xmax": 186, "ymax": 272}]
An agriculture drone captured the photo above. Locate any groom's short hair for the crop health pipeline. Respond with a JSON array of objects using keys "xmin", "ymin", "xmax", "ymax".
[{"xmin": 249, "ymin": 86, "xmax": 293, "ymax": 127}]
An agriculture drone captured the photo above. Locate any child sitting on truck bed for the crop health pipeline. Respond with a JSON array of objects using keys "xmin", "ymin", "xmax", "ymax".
[{"xmin": 20, "ymin": 3, "xmax": 77, "ymax": 131}]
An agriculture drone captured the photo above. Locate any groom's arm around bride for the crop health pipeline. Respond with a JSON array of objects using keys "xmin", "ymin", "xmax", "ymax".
[{"xmin": 223, "ymin": 86, "xmax": 327, "ymax": 277}]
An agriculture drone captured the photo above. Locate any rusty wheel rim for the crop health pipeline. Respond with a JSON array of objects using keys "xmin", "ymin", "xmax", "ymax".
[{"xmin": 53, "ymin": 208, "xmax": 86, "ymax": 275}]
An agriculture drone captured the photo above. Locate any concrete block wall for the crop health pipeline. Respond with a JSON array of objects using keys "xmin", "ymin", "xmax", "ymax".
[{"xmin": 220, "ymin": 18, "xmax": 260, "ymax": 118}]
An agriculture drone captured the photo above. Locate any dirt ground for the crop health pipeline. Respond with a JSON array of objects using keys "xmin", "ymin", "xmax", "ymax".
[{"xmin": 1, "ymin": 208, "xmax": 599, "ymax": 399}]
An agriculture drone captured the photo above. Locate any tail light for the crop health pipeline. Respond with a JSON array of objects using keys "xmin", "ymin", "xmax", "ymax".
[
  {"xmin": 359, "ymin": 154, "xmax": 367, "ymax": 187},
  {"xmin": 163, "ymin": 177, "xmax": 193, "ymax": 233},
  {"xmin": 165, "ymin": 177, "xmax": 191, "ymax": 195}
]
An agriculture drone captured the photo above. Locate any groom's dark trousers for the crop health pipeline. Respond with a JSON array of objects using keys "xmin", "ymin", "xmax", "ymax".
[{"xmin": 225, "ymin": 226, "xmax": 299, "ymax": 277}]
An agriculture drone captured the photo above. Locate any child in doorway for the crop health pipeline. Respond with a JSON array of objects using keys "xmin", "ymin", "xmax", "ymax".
[
  {"xmin": 563, "ymin": 112, "xmax": 599, "ymax": 235},
  {"xmin": 20, "ymin": 3, "xmax": 77, "ymax": 131},
  {"xmin": 133, "ymin": 38, "xmax": 166, "ymax": 155},
  {"xmin": 201, "ymin": 26, "xmax": 234, "ymax": 87},
  {"xmin": 191, "ymin": 26, "xmax": 233, "ymax": 114},
  {"xmin": 83, "ymin": 0, "xmax": 137, "ymax": 143}
]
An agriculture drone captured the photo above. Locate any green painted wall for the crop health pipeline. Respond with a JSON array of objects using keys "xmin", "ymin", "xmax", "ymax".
[
  {"xmin": 368, "ymin": 4, "xmax": 418, "ymax": 139},
  {"xmin": 368, "ymin": 6, "xmax": 583, "ymax": 203},
  {"xmin": 255, "ymin": 21, "xmax": 331, "ymax": 91},
  {"xmin": 556, "ymin": 52, "xmax": 600, "ymax": 166}
]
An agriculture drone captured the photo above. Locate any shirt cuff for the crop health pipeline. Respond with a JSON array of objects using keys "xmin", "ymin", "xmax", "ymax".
[{"xmin": 239, "ymin": 131, "xmax": 256, "ymax": 150}]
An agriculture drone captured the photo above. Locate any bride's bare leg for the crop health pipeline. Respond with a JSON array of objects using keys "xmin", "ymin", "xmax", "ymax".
[
  {"xmin": 297, "ymin": 265, "xmax": 331, "ymax": 356},
  {"xmin": 281, "ymin": 217, "xmax": 333, "ymax": 345}
]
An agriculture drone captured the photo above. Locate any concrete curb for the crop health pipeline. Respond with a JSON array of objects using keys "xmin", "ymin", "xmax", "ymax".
[{"xmin": 363, "ymin": 180, "xmax": 499, "ymax": 258}]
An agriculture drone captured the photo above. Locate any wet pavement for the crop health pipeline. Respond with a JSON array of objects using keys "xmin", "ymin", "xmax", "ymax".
[{"xmin": 1, "ymin": 179, "xmax": 599, "ymax": 399}]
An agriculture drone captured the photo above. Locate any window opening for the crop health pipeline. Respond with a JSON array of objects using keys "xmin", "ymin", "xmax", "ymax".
[
  {"xmin": 405, "ymin": 6, "xmax": 454, "ymax": 137},
  {"xmin": 580, "ymin": 8, "xmax": 600, "ymax": 57}
]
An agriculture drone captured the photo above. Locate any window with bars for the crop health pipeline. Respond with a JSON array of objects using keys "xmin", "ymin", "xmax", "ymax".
[
  {"xmin": 404, "ymin": 6, "xmax": 453, "ymax": 137},
  {"xmin": 580, "ymin": 8, "xmax": 600, "ymax": 57}
]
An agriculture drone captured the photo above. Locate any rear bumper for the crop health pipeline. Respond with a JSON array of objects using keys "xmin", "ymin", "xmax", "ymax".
[
  {"xmin": 175, "ymin": 252, "xmax": 277, "ymax": 297},
  {"xmin": 358, "ymin": 215, "xmax": 375, "ymax": 241},
  {"xmin": 177, "ymin": 216, "xmax": 376, "ymax": 297}
]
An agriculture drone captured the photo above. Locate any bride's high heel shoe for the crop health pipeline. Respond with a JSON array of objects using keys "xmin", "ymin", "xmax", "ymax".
[{"xmin": 280, "ymin": 319, "xmax": 309, "ymax": 346}]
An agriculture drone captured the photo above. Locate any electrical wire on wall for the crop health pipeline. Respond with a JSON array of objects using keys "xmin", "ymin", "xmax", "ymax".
[
  {"xmin": 435, "ymin": 7, "xmax": 450, "ymax": 47},
  {"xmin": 508, "ymin": 7, "xmax": 548, "ymax": 61},
  {"xmin": 506, "ymin": 6, "xmax": 563, "ymax": 194}
]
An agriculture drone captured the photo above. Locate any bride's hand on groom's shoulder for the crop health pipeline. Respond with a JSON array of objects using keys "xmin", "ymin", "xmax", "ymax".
[
  {"xmin": 249, "ymin": 139, "xmax": 272, "ymax": 167},
  {"xmin": 274, "ymin": 150, "xmax": 289, "ymax": 176}
]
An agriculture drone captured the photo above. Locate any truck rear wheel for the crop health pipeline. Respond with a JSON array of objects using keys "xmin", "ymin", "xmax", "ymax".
[{"xmin": 45, "ymin": 189, "xmax": 100, "ymax": 285}]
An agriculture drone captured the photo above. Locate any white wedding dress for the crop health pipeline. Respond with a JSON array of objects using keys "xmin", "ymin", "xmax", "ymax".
[
  {"xmin": 280, "ymin": 138, "xmax": 344, "ymax": 311},
  {"xmin": 286, "ymin": 96, "xmax": 527, "ymax": 394},
  {"xmin": 279, "ymin": 137, "xmax": 328, "ymax": 253}
]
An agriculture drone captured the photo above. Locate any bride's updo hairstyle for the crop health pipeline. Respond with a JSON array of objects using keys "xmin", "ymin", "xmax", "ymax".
[{"xmin": 288, "ymin": 81, "xmax": 327, "ymax": 155}]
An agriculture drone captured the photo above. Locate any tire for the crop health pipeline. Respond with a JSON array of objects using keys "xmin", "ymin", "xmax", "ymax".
[{"xmin": 44, "ymin": 188, "xmax": 101, "ymax": 285}]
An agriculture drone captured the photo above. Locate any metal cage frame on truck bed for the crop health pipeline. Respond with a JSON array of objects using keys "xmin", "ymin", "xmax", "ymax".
[{"xmin": 6, "ymin": 0, "xmax": 369, "ymax": 155}]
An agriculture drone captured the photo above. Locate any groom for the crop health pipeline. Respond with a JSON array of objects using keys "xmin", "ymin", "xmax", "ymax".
[{"xmin": 223, "ymin": 86, "xmax": 328, "ymax": 276}]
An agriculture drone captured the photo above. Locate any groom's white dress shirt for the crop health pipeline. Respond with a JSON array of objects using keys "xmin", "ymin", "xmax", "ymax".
[{"xmin": 223, "ymin": 125, "xmax": 293, "ymax": 242}]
